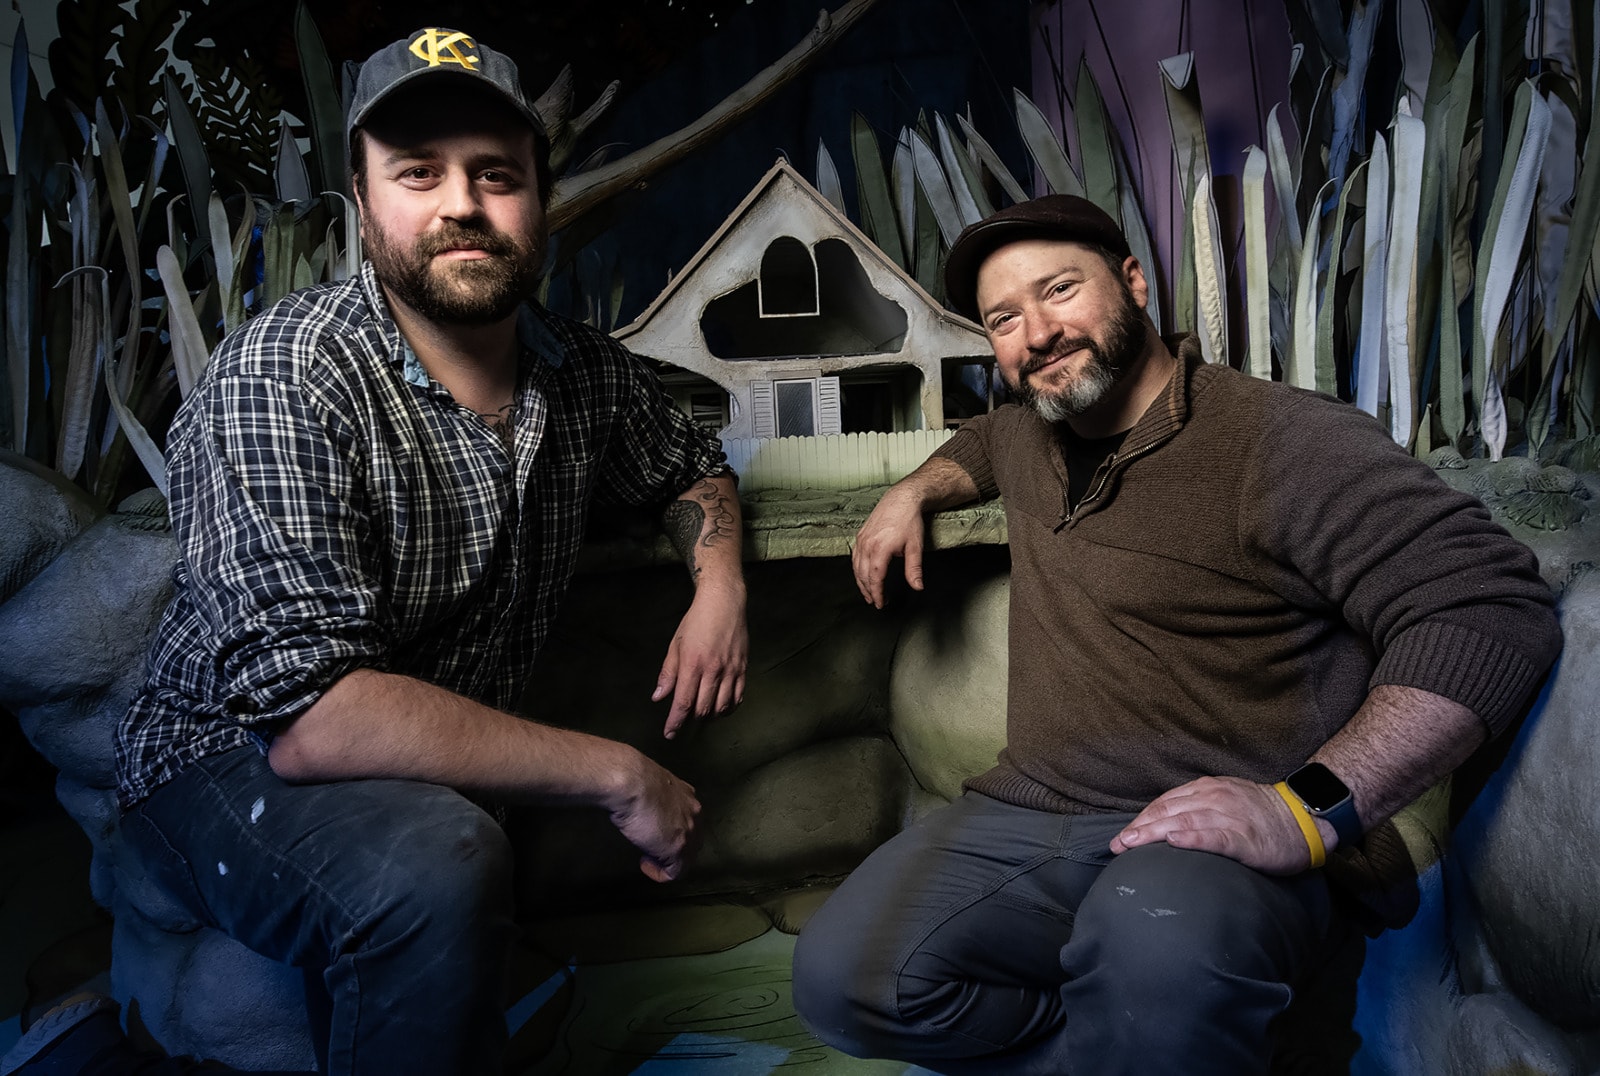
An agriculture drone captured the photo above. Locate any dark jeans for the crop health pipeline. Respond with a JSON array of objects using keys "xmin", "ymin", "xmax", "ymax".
[
  {"xmin": 121, "ymin": 745, "xmax": 516, "ymax": 1076},
  {"xmin": 791, "ymin": 792, "xmax": 1352, "ymax": 1075}
]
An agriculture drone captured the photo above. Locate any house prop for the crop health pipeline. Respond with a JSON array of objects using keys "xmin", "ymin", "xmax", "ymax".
[{"xmin": 613, "ymin": 158, "xmax": 991, "ymax": 448}]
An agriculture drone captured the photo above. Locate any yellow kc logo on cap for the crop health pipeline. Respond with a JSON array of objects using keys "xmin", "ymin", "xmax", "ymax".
[{"xmin": 409, "ymin": 29, "xmax": 480, "ymax": 71}]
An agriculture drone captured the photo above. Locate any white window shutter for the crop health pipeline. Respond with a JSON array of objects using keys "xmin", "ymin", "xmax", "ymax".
[
  {"xmin": 751, "ymin": 381, "xmax": 776, "ymax": 439},
  {"xmin": 817, "ymin": 376, "xmax": 842, "ymax": 436}
]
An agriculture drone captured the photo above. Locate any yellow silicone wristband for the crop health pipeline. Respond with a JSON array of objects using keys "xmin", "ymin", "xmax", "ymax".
[{"xmin": 1273, "ymin": 781, "xmax": 1327, "ymax": 869}]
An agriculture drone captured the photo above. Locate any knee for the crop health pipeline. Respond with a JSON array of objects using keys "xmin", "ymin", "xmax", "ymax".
[
  {"xmin": 1064, "ymin": 844, "xmax": 1313, "ymax": 1001},
  {"xmin": 360, "ymin": 793, "xmax": 513, "ymax": 947},
  {"xmin": 791, "ymin": 897, "xmax": 888, "ymax": 1056}
]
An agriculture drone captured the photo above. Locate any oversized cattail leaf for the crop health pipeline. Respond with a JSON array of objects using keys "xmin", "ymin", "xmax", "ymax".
[
  {"xmin": 1075, "ymin": 59, "xmax": 1120, "ymax": 219},
  {"xmin": 1242, "ymin": 146, "xmax": 1273, "ymax": 379},
  {"xmin": 53, "ymin": 271, "xmax": 99, "ymax": 480},
  {"xmin": 1297, "ymin": 67, "xmax": 1335, "ymax": 225},
  {"xmin": 909, "ymin": 127, "xmax": 968, "ymax": 246},
  {"xmin": 295, "ymin": 1, "xmax": 345, "ymax": 196},
  {"xmin": 1329, "ymin": 0, "xmax": 1383, "ymax": 186},
  {"xmin": 1115, "ymin": 148, "xmax": 1162, "ymax": 333},
  {"xmin": 1015, "ymin": 88, "xmax": 1084, "ymax": 198},
  {"xmin": 1357, "ymin": 134, "xmax": 1391, "ymax": 418},
  {"xmin": 956, "ymin": 113, "xmax": 1029, "ymax": 205},
  {"xmin": 157, "ymin": 246, "xmax": 210, "ymax": 398},
  {"xmin": 1318, "ymin": 160, "xmax": 1362, "ymax": 395},
  {"xmin": 276, "ymin": 117, "xmax": 313, "ymax": 205},
  {"xmin": 62, "ymin": 267, "xmax": 167, "ymax": 495},
  {"xmin": 133, "ymin": 118, "xmax": 171, "ymax": 238},
  {"xmin": 934, "ymin": 114, "xmax": 988, "ymax": 222},
  {"xmin": 207, "ymin": 193, "xmax": 238, "ymax": 334},
  {"xmin": 1546, "ymin": 72, "xmax": 1600, "ymax": 399},
  {"xmin": 163, "ymin": 72, "xmax": 213, "ymax": 257},
  {"xmin": 1474, "ymin": 81, "xmax": 1551, "ymax": 460},
  {"xmin": 892, "ymin": 128, "xmax": 918, "ymax": 268},
  {"xmin": 1192, "ymin": 173, "xmax": 1228, "ymax": 364},
  {"xmin": 853, "ymin": 113, "xmax": 905, "ymax": 266},
  {"xmin": 1527, "ymin": 85, "xmax": 1574, "ymax": 442},
  {"xmin": 1266, "ymin": 104, "xmax": 1303, "ymax": 264},
  {"xmin": 1160, "ymin": 53, "xmax": 1216, "ymax": 220},
  {"xmin": 1397, "ymin": 0, "xmax": 1438, "ymax": 115},
  {"xmin": 326, "ymin": 191, "xmax": 361, "ymax": 281},
  {"xmin": 1290, "ymin": 180, "xmax": 1335, "ymax": 390},
  {"xmin": 1294, "ymin": 0, "xmax": 1353, "ymax": 68},
  {"xmin": 816, "ymin": 139, "xmax": 846, "ymax": 213},
  {"xmin": 1385, "ymin": 104, "xmax": 1427, "ymax": 448},
  {"xmin": 1434, "ymin": 37, "xmax": 1480, "ymax": 447},
  {"xmin": 94, "ymin": 100, "xmax": 143, "ymax": 373}
]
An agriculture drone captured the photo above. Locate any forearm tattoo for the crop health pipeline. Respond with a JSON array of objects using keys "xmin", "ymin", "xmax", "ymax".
[{"xmin": 664, "ymin": 480, "xmax": 738, "ymax": 579}]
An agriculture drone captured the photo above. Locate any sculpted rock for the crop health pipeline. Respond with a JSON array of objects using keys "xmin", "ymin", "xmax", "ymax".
[
  {"xmin": 1450, "ymin": 570, "xmax": 1600, "ymax": 1029},
  {"xmin": 889, "ymin": 552, "xmax": 1009, "ymax": 800},
  {"xmin": 0, "ymin": 462, "xmax": 96, "ymax": 604},
  {"xmin": 0, "ymin": 495, "xmax": 176, "ymax": 787}
]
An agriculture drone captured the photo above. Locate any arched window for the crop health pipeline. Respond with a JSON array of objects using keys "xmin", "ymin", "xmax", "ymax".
[{"xmin": 757, "ymin": 236, "xmax": 819, "ymax": 316}]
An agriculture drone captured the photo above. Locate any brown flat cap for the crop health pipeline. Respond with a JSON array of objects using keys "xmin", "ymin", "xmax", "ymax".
[{"xmin": 943, "ymin": 195, "xmax": 1131, "ymax": 319}]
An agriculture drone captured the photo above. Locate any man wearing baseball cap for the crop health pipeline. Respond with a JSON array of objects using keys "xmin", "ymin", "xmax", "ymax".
[
  {"xmin": 790, "ymin": 195, "xmax": 1560, "ymax": 1073},
  {"xmin": 8, "ymin": 28, "xmax": 747, "ymax": 1076}
]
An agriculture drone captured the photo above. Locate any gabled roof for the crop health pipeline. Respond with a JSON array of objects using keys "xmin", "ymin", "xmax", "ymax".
[{"xmin": 614, "ymin": 157, "xmax": 982, "ymax": 346}]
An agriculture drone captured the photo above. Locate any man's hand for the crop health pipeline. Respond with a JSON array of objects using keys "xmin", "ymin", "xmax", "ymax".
[
  {"xmin": 1110, "ymin": 776, "xmax": 1334, "ymax": 876},
  {"xmin": 852, "ymin": 483, "xmax": 932, "ymax": 608},
  {"xmin": 851, "ymin": 456, "xmax": 980, "ymax": 608},
  {"xmin": 654, "ymin": 585, "xmax": 748, "ymax": 739},
  {"xmin": 607, "ymin": 751, "xmax": 702, "ymax": 882}
]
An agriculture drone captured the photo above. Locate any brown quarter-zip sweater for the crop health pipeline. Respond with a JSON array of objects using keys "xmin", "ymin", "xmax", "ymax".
[{"xmin": 935, "ymin": 338, "xmax": 1561, "ymax": 815}]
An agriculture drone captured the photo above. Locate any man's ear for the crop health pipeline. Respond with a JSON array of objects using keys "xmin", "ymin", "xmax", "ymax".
[{"xmin": 1122, "ymin": 256, "xmax": 1150, "ymax": 310}]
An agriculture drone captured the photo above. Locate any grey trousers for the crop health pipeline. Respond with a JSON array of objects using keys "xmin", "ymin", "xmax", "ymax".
[{"xmin": 791, "ymin": 791, "xmax": 1355, "ymax": 1075}]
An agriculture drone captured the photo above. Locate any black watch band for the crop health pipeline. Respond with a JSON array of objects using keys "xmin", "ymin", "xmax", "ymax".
[{"xmin": 1283, "ymin": 762, "xmax": 1362, "ymax": 848}]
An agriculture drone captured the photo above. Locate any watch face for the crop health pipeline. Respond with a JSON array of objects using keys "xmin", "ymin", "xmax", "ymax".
[{"xmin": 1287, "ymin": 763, "xmax": 1350, "ymax": 811}]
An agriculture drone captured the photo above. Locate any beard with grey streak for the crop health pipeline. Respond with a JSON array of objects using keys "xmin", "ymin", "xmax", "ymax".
[
  {"xmin": 1014, "ymin": 281, "xmax": 1148, "ymax": 423},
  {"xmin": 364, "ymin": 217, "xmax": 544, "ymax": 326}
]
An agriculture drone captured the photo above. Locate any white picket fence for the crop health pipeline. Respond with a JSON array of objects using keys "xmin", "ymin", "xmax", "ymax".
[{"xmin": 721, "ymin": 429, "xmax": 955, "ymax": 492}]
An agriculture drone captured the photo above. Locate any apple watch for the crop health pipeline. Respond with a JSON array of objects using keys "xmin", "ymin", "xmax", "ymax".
[{"xmin": 1283, "ymin": 762, "xmax": 1362, "ymax": 848}]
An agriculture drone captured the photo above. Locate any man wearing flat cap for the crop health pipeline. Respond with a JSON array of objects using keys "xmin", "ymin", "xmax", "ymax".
[
  {"xmin": 790, "ymin": 195, "xmax": 1561, "ymax": 1073},
  {"xmin": 3, "ymin": 28, "xmax": 747, "ymax": 1076}
]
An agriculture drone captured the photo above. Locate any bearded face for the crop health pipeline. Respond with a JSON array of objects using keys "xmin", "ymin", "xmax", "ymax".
[
  {"xmin": 362, "ymin": 214, "xmax": 543, "ymax": 327},
  {"xmin": 1011, "ymin": 273, "xmax": 1147, "ymax": 423}
]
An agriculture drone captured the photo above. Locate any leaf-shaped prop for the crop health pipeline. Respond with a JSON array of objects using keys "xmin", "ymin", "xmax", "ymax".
[
  {"xmin": 1386, "ymin": 106, "xmax": 1427, "ymax": 447},
  {"xmin": 1435, "ymin": 36, "xmax": 1479, "ymax": 448},
  {"xmin": 1474, "ymin": 81, "xmax": 1551, "ymax": 460},
  {"xmin": 1015, "ymin": 88, "xmax": 1084, "ymax": 198},
  {"xmin": 1192, "ymin": 173, "xmax": 1228, "ymax": 364},
  {"xmin": 816, "ymin": 140, "xmax": 845, "ymax": 213},
  {"xmin": 157, "ymin": 246, "xmax": 211, "ymax": 398},
  {"xmin": 1290, "ymin": 180, "xmax": 1335, "ymax": 391},
  {"xmin": 295, "ymin": 1, "xmax": 344, "ymax": 195},
  {"xmin": 853, "ymin": 113, "xmax": 905, "ymax": 266},
  {"xmin": 1243, "ymin": 146, "xmax": 1273, "ymax": 379},
  {"xmin": 956, "ymin": 113, "xmax": 1029, "ymax": 206},
  {"xmin": 934, "ymin": 114, "xmax": 988, "ymax": 223},
  {"xmin": 62, "ymin": 267, "xmax": 167, "ymax": 496},
  {"xmin": 1357, "ymin": 134, "xmax": 1391, "ymax": 418},
  {"xmin": 909, "ymin": 127, "xmax": 967, "ymax": 246},
  {"xmin": 1075, "ymin": 59, "xmax": 1120, "ymax": 219},
  {"xmin": 1328, "ymin": 0, "xmax": 1382, "ymax": 186}
]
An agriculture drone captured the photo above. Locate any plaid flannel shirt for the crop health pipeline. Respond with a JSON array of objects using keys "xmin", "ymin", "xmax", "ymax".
[{"xmin": 116, "ymin": 262, "xmax": 728, "ymax": 808}]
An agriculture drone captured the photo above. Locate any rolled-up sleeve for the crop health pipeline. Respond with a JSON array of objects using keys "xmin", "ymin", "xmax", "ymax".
[
  {"xmin": 168, "ymin": 373, "xmax": 389, "ymax": 730},
  {"xmin": 592, "ymin": 358, "xmax": 731, "ymax": 507}
]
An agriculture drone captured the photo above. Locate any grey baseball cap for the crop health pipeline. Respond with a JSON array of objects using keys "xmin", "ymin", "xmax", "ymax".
[
  {"xmin": 348, "ymin": 27, "xmax": 547, "ymax": 140},
  {"xmin": 944, "ymin": 195, "xmax": 1132, "ymax": 319}
]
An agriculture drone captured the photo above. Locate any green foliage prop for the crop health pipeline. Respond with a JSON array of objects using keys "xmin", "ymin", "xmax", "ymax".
[{"xmin": 824, "ymin": 2, "xmax": 1600, "ymax": 463}]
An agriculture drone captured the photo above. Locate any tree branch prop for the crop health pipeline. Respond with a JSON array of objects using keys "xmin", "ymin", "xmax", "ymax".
[{"xmin": 547, "ymin": 0, "xmax": 881, "ymax": 232}]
